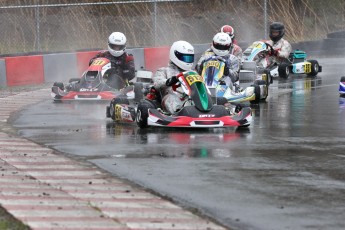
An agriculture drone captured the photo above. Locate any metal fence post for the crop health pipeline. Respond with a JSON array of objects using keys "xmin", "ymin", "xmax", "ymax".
[
  {"xmin": 154, "ymin": 0, "xmax": 157, "ymax": 46},
  {"xmin": 264, "ymin": 0, "xmax": 267, "ymax": 39},
  {"xmin": 35, "ymin": 5, "xmax": 41, "ymax": 52}
]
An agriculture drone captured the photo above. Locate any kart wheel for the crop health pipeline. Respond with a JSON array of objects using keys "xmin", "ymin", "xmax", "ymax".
[
  {"xmin": 254, "ymin": 80, "xmax": 268, "ymax": 100},
  {"xmin": 136, "ymin": 100, "xmax": 156, "ymax": 129},
  {"xmin": 134, "ymin": 82, "xmax": 144, "ymax": 101},
  {"xmin": 109, "ymin": 97, "xmax": 130, "ymax": 121},
  {"xmin": 306, "ymin": 60, "xmax": 319, "ymax": 77},
  {"xmin": 250, "ymin": 84, "xmax": 261, "ymax": 104},
  {"xmin": 68, "ymin": 78, "xmax": 81, "ymax": 83},
  {"xmin": 278, "ymin": 64, "xmax": 290, "ymax": 79},
  {"xmin": 106, "ymin": 106, "xmax": 111, "ymax": 118},
  {"xmin": 263, "ymin": 70, "xmax": 273, "ymax": 85},
  {"xmin": 53, "ymin": 82, "xmax": 64, "ymax": 90}
]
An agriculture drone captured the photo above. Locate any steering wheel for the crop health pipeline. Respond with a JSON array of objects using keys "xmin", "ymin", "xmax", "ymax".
[{"xmin": 264, "ymin": 42, "xmax": 275, "ymax": 56}]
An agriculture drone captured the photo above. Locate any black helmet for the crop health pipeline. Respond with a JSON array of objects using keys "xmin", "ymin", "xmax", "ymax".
[{"xmin": 269, "ymin": 22, "xmax": 285, "ymax": 42}]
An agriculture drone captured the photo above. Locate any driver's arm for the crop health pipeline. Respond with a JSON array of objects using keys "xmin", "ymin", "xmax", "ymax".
[
  {"xmin": 276, "ymin": 41, "xmax": 292, "ymax": 59},
  {"xmin": 122, "ymin": 54, "xmax": 135, "ymax": 81}
]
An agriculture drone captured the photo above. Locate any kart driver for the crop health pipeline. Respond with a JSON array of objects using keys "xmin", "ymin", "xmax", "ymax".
[
  {"xmin": 220, "ymin": 25, "xmax": 243, "ymax": 59},
  {"xmin": 152, "ymin": 40, "xmax": 195, "ymax": 115},
  {"xmin": 265, "ymin": 22, "xmax": 292, "ymax": 64},
  {"xmin": 89, "ymin": 32, "xmax": 135, "ymax": 89},
  {"xmin": 196, "ymin": 32, "xmax": 242, "ymax": 92}
]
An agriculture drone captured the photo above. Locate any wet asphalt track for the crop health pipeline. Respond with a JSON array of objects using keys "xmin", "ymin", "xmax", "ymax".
[{"xmin": 12, "ymin": 57, "xmax": 345, "ymax": 230}]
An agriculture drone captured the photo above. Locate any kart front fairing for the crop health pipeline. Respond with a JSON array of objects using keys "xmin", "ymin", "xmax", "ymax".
[
  {"xmin": 201, "ymin": 56, "xmax": 257, "ymax": 103},
  {"xmin": 145, "ymin": 71, "xmax": 252, "ymax": 128},
  {"xmin": 51, "ymin": 58, "xmax": 126, "ymax": 101}
]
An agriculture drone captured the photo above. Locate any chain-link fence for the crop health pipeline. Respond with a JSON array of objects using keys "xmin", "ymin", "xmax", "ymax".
[{"xmin": 0, "ymin": 0, "xmax": 344, "ymax": 55}]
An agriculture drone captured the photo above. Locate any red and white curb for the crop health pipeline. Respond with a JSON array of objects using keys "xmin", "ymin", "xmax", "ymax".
[{"xmin": 0, "ymin": 89, "xmax": 226, "ymax": 230}]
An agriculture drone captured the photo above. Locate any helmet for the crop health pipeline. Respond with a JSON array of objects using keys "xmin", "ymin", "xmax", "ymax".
[
  {"xmin": 108, "ymin": 32, "xmax": 126, "ymax": 57},
  {"xmin": 269, "ymin": 22, "xmax": 285, "ymax": 42},
  {"xmin": 169, "ymin": 40, "xmax": 194, "ymax": 71},
  {"xmin": 211, "ymin": 32, "xmax": 232, "ymax": 57},
  {"xmin": 220, "ymin": 25, "xmax": 235, "ymax": 39}
]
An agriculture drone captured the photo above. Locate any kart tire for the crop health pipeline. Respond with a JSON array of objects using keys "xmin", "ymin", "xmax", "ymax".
[
  {"xmin": 254, "ymin": 80, "xmax": 268, "ymax": 101},
  {"xmin": 134, "ymin": 82, "xmax": 144, "ymax": 101},
  {"xmin": 216, "ymin": 97, "xmax": 228, "ymax": 106},
  {"xmin": 68, "ymin": 78, "xmax": 81, "ymax": 83},
  {"xmin": 109, "ymin": 97, "xmax": 130, "ymax": 121},
  {"xmin": 106, "ymin": 106, "xmax": 111, "ymax": 118},
  {"xmin": 341, "ymin": 76, "xmax": 345, "ymax": 82},
  {"xmin": 136, "ymin": 100, "xmax": 156, "ymax": 129},
  {"xmin": 250, "ymin": 84, "xmax": 261, "ymax": 104},
  {"xmin": 263, "ymin": 70, "xmax": 273, "ymax": 85},
  {"xmin": 306, "ymin": 60, "xmax": 320, "ymax": 77},
  {"xmin": 278, "ymin": 63, "xmax": 290, "ymax": 79},
  {"xmin": 53, "ymin": 82, "xmax": 64, "ymax": 90}
]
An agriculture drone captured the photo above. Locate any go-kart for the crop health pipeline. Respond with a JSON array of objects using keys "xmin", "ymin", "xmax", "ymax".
[
  {"xmin": 135, "ymin": 70, "xmax": 252, "ymax": 129},
  {"xmin": 200, "ymin": 56, "xmax": 264, "ymax": 104},
  {"xmin": 279, "ymin": 49, "xmax": 322, "ymax": 79},
  {"xmin": 241, "ymin": 41, "xmax": 322, "ymax": 81},
  {"xmin": 51, "ymin": 57, "xmax": 150, "ymax": 101},
  {"xmin": 339, "ymin": 76, "xmax": 345, "ymax": 96}
]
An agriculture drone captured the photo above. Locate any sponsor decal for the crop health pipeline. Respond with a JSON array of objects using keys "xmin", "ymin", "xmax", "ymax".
[
  {"xmin": 80, "ymin": 88, "xmax": 98, "ymax": 92},
  {"xmin": 198, "ymin": 114, "xmax": 215, "ymax": 118},
  {"xmin": 91, "ymin": 60, "xmax": 106, "ymax": 66},
  {"xmin": 205, "ymin": 60, "xmax": 220, "ymax": 69},
  {"xmin": 186, "ymin": 74, "xmax": 203, "ymax": 85}
]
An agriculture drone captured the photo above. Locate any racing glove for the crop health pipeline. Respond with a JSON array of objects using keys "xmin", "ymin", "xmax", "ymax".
[{"xmin": 166, "ymin": 76, "xmax": 179, "ymax": 86}]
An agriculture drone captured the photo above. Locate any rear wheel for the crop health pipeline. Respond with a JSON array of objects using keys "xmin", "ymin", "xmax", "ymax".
[
  {"xmin": 306, "ymin": 60, "xmax": 320, "ymax": 77},
  {"xmin": 255, "ymin": 80, "xmax": 268, "ymax": 101},
  {"xmin": 109, "ymin": 97, "xmax": 130, "ymax": 121},
  {"xmin": 134, "ymin": 82, "xmax": 144, "ymax": 101},
  {"xmin": 278, "ymin": 63, "xmax": 290, "ymax": 79},
  {"xmin": 136, "ymin": 100, "xmax": 156, "ymax": 129},
  {"xmin": 250, "ymin": 84, "xmax": 261, "ymax": 104}
]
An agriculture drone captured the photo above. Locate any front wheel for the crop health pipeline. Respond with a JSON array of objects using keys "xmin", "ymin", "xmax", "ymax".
[
  {"xmin": 250, "ymin": 84, "xmax": 261, "ymax": 104},
  {"xmin": 109, "ymin": 97, "xmax": 130, "ymax": 121},
  {"xmin": 53, "ymin": 82, "xmax": 64, "ymax": 90},
  {"xmin": 278, "ymin": 63, "xmax": 290, "ymax": 79},
  {"xmin": 136, "ymin": 100, "xmax": 156, "ymax": 129}
]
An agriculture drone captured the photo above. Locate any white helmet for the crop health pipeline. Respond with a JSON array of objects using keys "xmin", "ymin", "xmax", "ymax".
[
  {"xmin": 108, "ymin": 32, "xmax": 126, "ymax": 57},
  {"xmin": 169, "ymin": 40, "xmax": 194, "ymax": 71},
  {"xmin": 211, "ymin": 32, "xmax": 232, "ymax": 57}
]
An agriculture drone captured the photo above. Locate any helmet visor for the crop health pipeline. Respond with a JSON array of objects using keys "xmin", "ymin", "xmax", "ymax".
[
  {"xmin": 213, "ymin": 43, "xmax": 230, "ymax": 51},
  {"xmin": 175, "ymin": 51, "xmax": 194, "ymax": 63},
  {"xmin": 109, "ymin": 43, "xmax": 125, "ymax": 51}
]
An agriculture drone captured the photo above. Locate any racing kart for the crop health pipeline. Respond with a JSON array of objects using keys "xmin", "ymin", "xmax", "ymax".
[
  {"xmin": 241, "ymin": 41, "xmax": 322, "ymax": 81},
  {"xmin": 279, "ymin": 49, "xmax": 322, "ymax": 79},
  {"xmin": 135, "ymin": 70, "xmax": 252, "ymax": 129},
  {"xmin": 200, "ymin": 56, "xmax": 264, "ymax": 104},
  {"xmin": 339, "ymin": 76, "xmax": 345, "ymax": 96},
  {"xmin": 51, "ymin": 57, "xmax": 148, "ymax": 101}
]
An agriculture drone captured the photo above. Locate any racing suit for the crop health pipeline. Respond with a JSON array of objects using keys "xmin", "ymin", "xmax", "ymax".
[
  {"xmin": 152, "ymin": 62, "xmax": 187, "ymax": 115},
  {"xmin": 89, "ymin": 51, "xmax": 135, "ymax": 89},
  {"xmin": 230, "ymin": 43, "xmax": 243, "ymax": 60},
  {"xmin": 265, "ymin": 38, "xmax": 292, "ymax": 64},
  {"xmin": 195, "ymin": 48, "xmax": 241, "ymax": 89}
]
